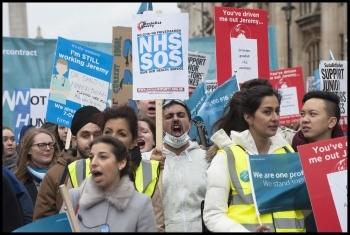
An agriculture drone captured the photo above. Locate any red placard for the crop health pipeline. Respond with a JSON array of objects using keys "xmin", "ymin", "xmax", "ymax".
[
  {"xmin": 269, "ymin": 66, "xmax": 305, "ymax": 126},
  {"xmin": 297, "ymin": 136, "xmax": 348, "ymax": 232},
  {"xmin": 214, "ymin": 6, "xmax": 269, "ymax": 86}
]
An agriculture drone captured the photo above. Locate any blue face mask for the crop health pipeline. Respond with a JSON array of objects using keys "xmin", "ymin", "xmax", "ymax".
[{"xmin": 163, "ymin": 132, "xmax": 190, "ymax": 148}]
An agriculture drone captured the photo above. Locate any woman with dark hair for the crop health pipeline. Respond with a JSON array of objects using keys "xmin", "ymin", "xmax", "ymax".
[
  {"xmin": 3, "ymin": 125, "xmax": 19, "ymax": 173},
  {"xmin": 203, "ymin": 83, "xmax": 305, "ymax": 232},
  {"xmin": 61, "ymin": 135, "xmax": 157, "ymax": 232},
  {"xmin": 102, "ymin": 105, "xmax": 164, "ymax": 232},
  {"xmin": 66, "ymin": 105, "xmax": 165, "ymax": 232},
  {"xmin": 137, "ymin": 116, "xmax": 156, "ymax": 154}
]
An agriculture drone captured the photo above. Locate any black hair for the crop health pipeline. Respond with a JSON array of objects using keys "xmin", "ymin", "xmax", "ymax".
[
  {"xmin": 302, "ymin": 91, "xmax": 341, "ymax": 125},
  {"xmin": 213, "ymin": 84, "xmax": 281, "ymax": 136},
  {"xmin": 162, "ymin": 99, "xmax": 191, "ymax": 120},
  {"xmin": 90, "ymin": 135, "xmax": 133, "ymax": 180},
  {"xmin": 103, "ymin": 105, "xmax": 139, "ymax": 142}
]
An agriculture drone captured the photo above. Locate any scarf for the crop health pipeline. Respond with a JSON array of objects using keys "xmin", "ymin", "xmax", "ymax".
[
  {"xmin": 3, "ymin": 152, "xmax": 18, "ymax": 173},
  {"xmin": 292, "ymin": 124, "xmax": 344, "ymax": 151},
  {"xmin": 27, "ymin": 165, "xmax": 49, "ymax": 183}
]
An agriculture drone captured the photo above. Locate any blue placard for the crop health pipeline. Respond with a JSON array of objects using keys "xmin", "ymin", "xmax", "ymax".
[{"xmin": 13, "ymin": 213, "xmax": 72, "ymax": 232}]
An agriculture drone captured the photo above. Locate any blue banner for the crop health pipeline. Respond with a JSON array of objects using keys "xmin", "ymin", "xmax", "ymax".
[
  {"xmin": 185, "ymin": 81, "xmax": 208, "ymax": 118},
  {"xmin": 248, "ymin": 152, "xmax": 311, "ymax": 214},
  {"xmin": 193, "ymin": 75, "xmax": 239, "ymax": 141},
  {"xmin": 185, "ymin": 81, "xmax": 208, "ymax": 144}
]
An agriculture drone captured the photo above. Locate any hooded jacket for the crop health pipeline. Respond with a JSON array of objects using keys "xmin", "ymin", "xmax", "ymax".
[{"xmin": 162, "ymin": 140, "xmax": 208, "ymax": 232}]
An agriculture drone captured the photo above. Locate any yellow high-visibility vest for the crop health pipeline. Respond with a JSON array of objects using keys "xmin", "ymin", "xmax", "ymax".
[
  {"xmin": 219, "ymin": 144, "xmax": 305, "ymax": 232},
  {"xmin": 68, "ymin": 158, "xmax": 160, "ymax": 197}
]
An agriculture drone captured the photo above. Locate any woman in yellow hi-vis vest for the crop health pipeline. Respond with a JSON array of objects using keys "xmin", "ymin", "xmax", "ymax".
[
  {"xmin": 203, "ymin": 79, "xmax": 306, "ymax": 232},
  {"xmin": 67, "ymin": 105, "xmax": 164, "ymax": 232}
]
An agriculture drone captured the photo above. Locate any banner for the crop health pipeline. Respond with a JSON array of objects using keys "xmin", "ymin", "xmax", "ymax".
[
  {"xmin": 248, "ymin": 152, "xmax": 311, "ymax": 215},
  {"xmin": 132, "ymin": 12, "xmax": 189, "ymax": 100},
  {"xmin": 297, "ymin": 136, "xmax": 348, "ymax": 232},
  {"xmin": 193, "ymin": 75, "xmax": 239, "ymax": 141},
  {"xmin": 185, "ymin": 81, "xmax": 208, "ymax": 145},
  {"xmin": 13, "ymin": 88, "xmax": 49, "ymax": 143},
  {"xmin": 214, "ymin": 7, "xmax": 269, "ymax": 85}
]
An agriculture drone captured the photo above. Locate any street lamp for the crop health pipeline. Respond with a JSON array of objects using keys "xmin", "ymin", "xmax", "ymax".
[
  {"xmin": 281, "ymin": 3, "xmax": 295, "ymax": 68},
  {"xmin": 193, "ymin": 3, "xmax": 210, "ymax": 37}
]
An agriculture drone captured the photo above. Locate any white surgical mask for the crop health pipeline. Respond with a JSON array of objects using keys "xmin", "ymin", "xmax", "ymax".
[{"xmin": 163, "ymin": 132, "xmax": 190, "ymax": 148}]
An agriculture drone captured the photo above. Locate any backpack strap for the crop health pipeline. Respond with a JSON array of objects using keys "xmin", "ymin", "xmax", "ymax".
[{"xmin": 59, "ymin": 157, "xmax": 72, "ymax": 186}]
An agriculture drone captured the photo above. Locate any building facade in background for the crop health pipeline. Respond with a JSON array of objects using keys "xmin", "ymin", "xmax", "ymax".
[
  {"xmin": 8, "ymin": 3, "xmax": 347, "ymax": 80},
  {"xmin": 178, "ymin": 2, "xmax": 348, "ymax": 79}
]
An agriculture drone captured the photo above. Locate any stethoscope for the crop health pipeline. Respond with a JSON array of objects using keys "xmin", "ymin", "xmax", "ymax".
[{"xmin": 53, "ymin": 75, "xmax": 66, "ymax": 86}]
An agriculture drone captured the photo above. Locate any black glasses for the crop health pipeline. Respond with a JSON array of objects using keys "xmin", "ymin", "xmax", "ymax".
[{"xmin": 32, "ymin": 142, "xmax": 55, "ymax": 150}]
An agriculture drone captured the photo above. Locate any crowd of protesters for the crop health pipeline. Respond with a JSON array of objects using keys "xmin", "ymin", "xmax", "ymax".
[{"xmin": 2, "ymin": 78, "xmax": 345, "ymax": 232}]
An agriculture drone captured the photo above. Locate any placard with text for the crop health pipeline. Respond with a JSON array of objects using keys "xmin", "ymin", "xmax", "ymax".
[
  {"xmin": 132, "ymin": 12, "xmax": 189, "ymax": 100},
  {"xmin": 188, "ymin": 51, "xmax": 211, "ymax": 96},
  {"xmin": 248, "ymin": 152, "xmax": 311, "ymax": 214},
  {"xmin": 214, "ymin": 7, "xmax": 269, "ymax": 86},
  {"xmin": 319, "ymin": 60, "xmax": 347, "ymax": 134},
  {"xmin": 297, "ymin": 136, "xmax": 348, "ymax": 232},
  {"xmin": 269, "ymin": 66, "xmax": 305, "ymax": 126},
  {"xmin": 46, "ymin": 37, "xmax": 113, "ymax": 128}
]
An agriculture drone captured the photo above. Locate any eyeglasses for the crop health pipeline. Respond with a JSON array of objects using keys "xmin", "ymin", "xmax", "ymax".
[
  {"xmin": 32, "ymin": 142, "xmax": 55, "ymax": 150},
  {"xmin": 163, "ymin": 99, "xmax": 187, "ymax": 107}
]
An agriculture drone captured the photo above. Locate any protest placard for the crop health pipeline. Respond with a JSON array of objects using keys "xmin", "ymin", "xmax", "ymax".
[
  {"xmin": 248, "ymin": 152, "xmax": 311, "ymax": 215},
  {"xmin": 214, "ymin": 6, "xmax": 269, "ymax": 85},
  {"xmin": 319, "ymin": 60, "xmax": 347, "ymax": 134},
  {"xmin": 269, "ymin": 66, "xmax": 305, "ymax": 126},
  {"xmin": 297, "ymin": 136, "xmax": 348, "ymax": 232},
  {"xmin": 132, "ymin": 12, "xmax": 189, "ymax": 100},
  {"xmin": 46, "ymin": 37, "xmax": 113, "ymax": 128}
]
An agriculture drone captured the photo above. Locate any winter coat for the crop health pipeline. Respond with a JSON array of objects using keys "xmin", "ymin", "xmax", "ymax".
[
  {"xmin": 33, "ymin": 151, "xmax": 81, "ymax": 221},
  {"xmin": 61, "ymin": 175, "xmax": 157, "ymax": 232},
  {"xmin": 204, "ymin": 129, "xmax": 302, "ymax": 232}
]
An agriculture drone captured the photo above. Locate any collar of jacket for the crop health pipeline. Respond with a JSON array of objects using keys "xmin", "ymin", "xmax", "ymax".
[{"xmin": 78, "ymin": 175, "xmax": 134, "ymax": 211}]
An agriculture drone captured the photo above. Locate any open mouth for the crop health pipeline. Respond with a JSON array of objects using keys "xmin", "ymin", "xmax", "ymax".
[
  {"xmin": 92, "ymin": 171, "xmax": 102, "ymax": 177},
  {"xmin": 172, "ymin": 124, "xmax": 182, "ymax": 137},
  {"xmin": 138, "ymin": 139, "xmax": 145, "ymax": 148}
]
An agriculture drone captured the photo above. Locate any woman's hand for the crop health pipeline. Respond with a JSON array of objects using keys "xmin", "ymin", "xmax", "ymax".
[{"xmin": 254, "ymin": 225, "xmax": 270, "ymax": 233}]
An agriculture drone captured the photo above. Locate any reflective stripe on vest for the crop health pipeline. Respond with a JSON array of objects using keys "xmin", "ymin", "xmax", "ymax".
[
  {"xmin": 135, "ymin": 159, "xmax": 160, "ymax": 197},
  {"xmin": 68, "ymin": 158, "xmax": 90, "ymax": 188},
  {"xmin": 68, "ymin": 158, "xmax": 159, "ymax": 197},
  {"xmin": 220, "ymin": 144, "xmax": 305, "ymax": 232}
]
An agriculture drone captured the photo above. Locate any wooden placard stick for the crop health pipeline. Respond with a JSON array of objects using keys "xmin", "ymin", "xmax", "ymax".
[
  {"xmin": 154, "ymin": 9, "xmax": 164, "ymax": 197},
  {"xmin": 65, "ymin": 128, "xmax": 72, "ymax": 150},
  {"xmin": 59, "ymin": 184, "xmax": 80, "ymax": 232},
  {"xmin": 155, "ymin": 99, "xmax": 163, "ymax": 196}
]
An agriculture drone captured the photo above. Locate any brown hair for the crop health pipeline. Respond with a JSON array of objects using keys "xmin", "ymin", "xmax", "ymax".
[{"xmin": 15, "ymin": 128, "xmax": 60, "ymax": 184}]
